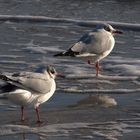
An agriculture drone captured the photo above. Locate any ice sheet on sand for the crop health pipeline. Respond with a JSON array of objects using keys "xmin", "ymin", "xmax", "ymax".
[
  {"xmin": 0, "ymin": 15, "xmax": 140, "ymax": 31},
  {"xmin": 107, "ymin": 64, "xmax": 140, "ymax": 76},
  {"xmin": 66, "ymin": 74, "xmax": 138, "ymax": 81},
  {"xmin": 23, "ymin": 46, "xmax": 63, "ymax": 54},
  {"xmin": 70, "ymin": 95, "xmax": 117, "ymax": 107},
  {"xmin": 0, "ymin": 60, "xmax": 25, "ymax": 64},
  {"xmin": 106, "ymin": 56, "xmax": 140, "ymax": 64},
  {"xmin": 59, "ymin": 88, "xmax": 140, "ymax": 94},
  {"xmin": 105, "ymin": 57, "xmax": 140, "ymax": 76},
  {"xmin": 0, "ymin": 55, "xmax": 23, "ymax": 59},
  {"xmin": 0, "ymin": 125, "xmax": 33, "ymax": 136},
  {"xmin": 32, "ymin": 33, "xmax": 49, "ymax": 37},
  {"xmin": 0, "ymin": 121, "xmax": 135, "ymax": 140}
]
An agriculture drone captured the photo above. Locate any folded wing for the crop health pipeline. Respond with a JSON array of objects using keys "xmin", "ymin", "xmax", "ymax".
[{"xmin": 0, "ymin": 72, "xmax": 52, "ymax": 94}]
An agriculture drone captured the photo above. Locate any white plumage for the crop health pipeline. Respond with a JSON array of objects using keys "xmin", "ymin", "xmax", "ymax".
[
  {"xmin": 54, "ymin": 24, "xmax": 123, "ymax": 76},
  {"xmin": 0, "ymin": 65, "xmax": 57, "ymax": 123}
]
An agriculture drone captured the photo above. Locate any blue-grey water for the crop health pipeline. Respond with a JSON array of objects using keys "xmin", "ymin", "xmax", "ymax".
[{"xmin": 0, "ymin": 0, "xmax": 140, "ymax": 140}]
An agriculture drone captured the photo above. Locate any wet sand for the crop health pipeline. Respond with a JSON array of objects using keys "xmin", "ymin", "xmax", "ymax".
[
  {"xmin": 0, "ymin": 0, "xmax": 140, "ymax": 140},
  {"xmin": 0, "ymin": 92, "xmax": 140, "ymax": 140}
]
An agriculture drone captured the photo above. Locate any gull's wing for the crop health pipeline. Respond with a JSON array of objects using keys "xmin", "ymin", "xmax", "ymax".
[
  {"xmin": 0, "ymin": 72, "xmax": 52, "ymax": 94},
  {"xmin": 71, "ymin": 30, "xmax": 114, "ymax": 56}
]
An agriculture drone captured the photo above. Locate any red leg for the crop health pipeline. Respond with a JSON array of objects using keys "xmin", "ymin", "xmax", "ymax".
[
  {"xmin": 88, "ymin": 60, "xmax": 100, "ymax": 76},
  {"xmin": 35, "ymin": 107, "xmax": 41, "ymax": 123},
  {"xmin": 95, "ymin": 61, "xmax": 100, "ymax": 76},
  {"xmin": 21, "ymin": 106, "xmax": 25, "ymax": 121},
  {"xmin": 88, "ymin": 60, "xmax": 91, "ymax": 65}
]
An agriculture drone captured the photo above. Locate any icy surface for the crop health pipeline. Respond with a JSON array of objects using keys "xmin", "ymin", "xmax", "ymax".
[{"xmin": 0, "ymin": 0, "xmax": 140, "ymax": 140}]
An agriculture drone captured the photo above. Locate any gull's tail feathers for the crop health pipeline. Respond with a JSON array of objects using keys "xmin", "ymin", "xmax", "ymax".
[{"xmin": 54, "ymin": 49, "xmax": 79, "ymax": 57}]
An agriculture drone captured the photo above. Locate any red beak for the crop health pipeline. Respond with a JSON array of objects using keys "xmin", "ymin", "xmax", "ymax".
[
  {"xmin": 113, "ymin": 30, "xmax": 123, "ymax": 34},
  {"xmin": 57, "ymin": 73, "xmax": 66, "ymax": 78}
]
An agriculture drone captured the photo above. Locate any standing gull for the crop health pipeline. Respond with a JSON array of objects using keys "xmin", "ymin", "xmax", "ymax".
[
  {"xmin": 0, "ymin": 65, "xmax": 57, "ymax": 123},
  {"xmin": 54, "ymin": 24, "xmax": 123, "ymax": 76}
]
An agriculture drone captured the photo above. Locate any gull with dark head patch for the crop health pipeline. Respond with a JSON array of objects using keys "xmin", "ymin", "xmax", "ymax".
[
  {"xmin": 0, "ymin": 65, "xmax": 57, "ymax": 123},
  {"xmin": 54, "ymin": 23, "xmax": 123, "ymax": 76}
]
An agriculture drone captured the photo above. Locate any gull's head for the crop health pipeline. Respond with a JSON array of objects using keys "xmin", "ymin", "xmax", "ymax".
[
  {"xmin": 35, "ymin": 65, "xmax": 57, "ymax": 79},
  {"xmin": 47, "ymin": 65, "xmax": 57, "ymax": 79},
  {"xmin": 97, "ymin": 23, "xmax": 123, "ymax": 35}
]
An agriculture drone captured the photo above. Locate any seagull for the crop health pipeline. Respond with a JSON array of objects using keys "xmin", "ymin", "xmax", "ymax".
[
  {"xmin": 0, "ymin": 65, "xmax": 57, "ymax": 123},
  {"xmin": 54, "ymin": 23, "xmax": 123, "ymax": 76}
]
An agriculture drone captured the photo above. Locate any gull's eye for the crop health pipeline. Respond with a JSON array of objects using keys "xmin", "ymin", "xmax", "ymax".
[
  {"xmin": 50, "ymin": 68, "xmax": 56, "ymax": 74},
  {"xmin": 104, "ymin": 26, "xmax": 111, "ymax": 32},
  {"xmin": 51, "ymin": 70, "xmax": 55, "ymax": 74}
]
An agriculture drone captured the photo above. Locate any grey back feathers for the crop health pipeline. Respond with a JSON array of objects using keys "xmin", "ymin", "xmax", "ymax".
[
  {"xmin": 54, "ymin": 23, "xmax": 115, "ymax": 57},
  {"xmin": 78, "ymin": 34, "xmax": 92, "ymax": 44},
  {"xmin": 0, "ymin": 65, "xmax": 56, "ymax": 94}
]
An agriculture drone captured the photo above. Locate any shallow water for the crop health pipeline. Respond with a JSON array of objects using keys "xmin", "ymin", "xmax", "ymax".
[{"xmin": 0, "ymin": 0, "xmax": 140, "ymax": 140}]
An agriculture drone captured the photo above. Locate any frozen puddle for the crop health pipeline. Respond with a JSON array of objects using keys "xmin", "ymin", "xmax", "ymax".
[
  {"xmin": 57, "ymin": 73, "xmax": 140, "ymax": 95},
  {"xmin": 0, "ymin": 120, "xmax": 139, "ymax": 140}
]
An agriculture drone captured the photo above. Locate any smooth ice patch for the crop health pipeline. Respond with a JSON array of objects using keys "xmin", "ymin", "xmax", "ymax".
[
  {"xmin": 70, "ymin": 95, "xmax": 117, "ymax": 107},
  {"xmin": 105, "ymin": 56, "xmax": 140, "ymax": 76},
  {"xmin": 23, "ymin": 46, "xmax": 63, "ymax": 54},
  {"xmin": 107, "ymin": 64, "xmax": 140, "ymax": 76},
  {"xmin": 0, "ymin": 120, "xmax": 138, "ymax": 140},
  {"xmin": 65, "ymin": 74, "xmax": 138, "ymax": 81},
  {"xmin": 59, "ymin": 88, "xmax": 140, "ymax": 94}
]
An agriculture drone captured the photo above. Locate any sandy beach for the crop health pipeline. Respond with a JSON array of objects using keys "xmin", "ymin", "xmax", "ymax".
[{"xmin": 0, "ymin": 0, "xmax": 140, "ymax": 139}]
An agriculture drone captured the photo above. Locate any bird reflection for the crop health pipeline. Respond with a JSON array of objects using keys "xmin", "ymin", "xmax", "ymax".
[
  {"xmin": 69, "ymin": 95, "xmax": 117, "ymax": 108},
  {"xmin": 22, "ymin": 133, "xmax": 43, "ymax": 140}
]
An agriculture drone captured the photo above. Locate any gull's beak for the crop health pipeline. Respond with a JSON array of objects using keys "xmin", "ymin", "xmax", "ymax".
[
  {"xmin": 56, "ymin": 73, "xmax": 66, "ymax": 78},
  {"xmin": 113, "ymin": 30, "xmax": 123, "ymax": 34}
]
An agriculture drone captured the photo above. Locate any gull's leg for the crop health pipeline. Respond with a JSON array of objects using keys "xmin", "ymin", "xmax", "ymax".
[
  {"xmin": 21, "ymin": 106, "xmax": 25, "ymax": 121},
  {"xmin": 95, "ymin": 61, "xmax": 100, "ymax": 77},
  {"xmin": 35, "ymin": 106, "xmax": 41, "ymax": 123},
  {"xmin": 88, "ymin": 60, "xmax": 100, "ymax": 76},
  {"xmin": 87, "ymin": 60, "xmax": 91, "ymax": 65}
]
